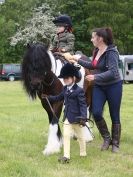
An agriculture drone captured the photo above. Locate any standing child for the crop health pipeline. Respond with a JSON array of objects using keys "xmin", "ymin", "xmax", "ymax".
[
  {"xmin": 51, "ymin": 15, "xmax": 75, "ymax": 55},
  {"xmin": 42, "ymin": 63, "xmax": 87, "ymax": 163}
]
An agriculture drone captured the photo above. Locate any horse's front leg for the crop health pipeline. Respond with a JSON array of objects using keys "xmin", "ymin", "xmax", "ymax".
[{"xmin": 41, "ymin": 100, "xmax": 63, "ymax": 155}]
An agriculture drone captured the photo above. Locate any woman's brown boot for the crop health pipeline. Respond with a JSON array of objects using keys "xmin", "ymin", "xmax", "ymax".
[
  {"xmin": 95, "ymin": 119, "xmax": 112, "ymax": 151},
  {"xmin": 112, "ymin": 124, "xmax": 121, "ymax": 153}
]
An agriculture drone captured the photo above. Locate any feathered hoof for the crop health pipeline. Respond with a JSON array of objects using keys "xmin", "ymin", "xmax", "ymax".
[
  {"xmin": 42, "ymin": 124, "xmax": 63, "ymax": 156},
  {"xmin": 42, "ymin": 146, "xmax": 61, "ymax": 156},
  {"xmin": 82, "ymin": 125, "xmax": 94, "ymax": 143}
]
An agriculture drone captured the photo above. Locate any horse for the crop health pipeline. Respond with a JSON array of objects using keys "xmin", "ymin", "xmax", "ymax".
[{"xmin": 22, "ymin": 43, "xmax": 93, "ymax": 155}]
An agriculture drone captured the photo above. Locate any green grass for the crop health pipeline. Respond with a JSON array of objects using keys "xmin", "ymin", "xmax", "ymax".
[{"xmin": 0, "ymin": 81, "xmax": 133, "ymax": 177}]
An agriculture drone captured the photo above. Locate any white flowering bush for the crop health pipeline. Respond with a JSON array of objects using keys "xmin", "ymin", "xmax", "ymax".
[{"xmin": 11, "ymin": 3, "xmax": 56, "ymax": 46}]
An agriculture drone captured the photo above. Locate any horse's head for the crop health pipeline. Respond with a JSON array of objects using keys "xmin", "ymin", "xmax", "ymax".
[{"xmin": 22, "ymin": 43, "xmax": 52, "ymax": 99}]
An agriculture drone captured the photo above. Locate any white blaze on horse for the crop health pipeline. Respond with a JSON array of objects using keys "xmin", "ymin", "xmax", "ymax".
[{"xmin": 22, "ymin": 43, "xmax": 93, "ymax": 156}]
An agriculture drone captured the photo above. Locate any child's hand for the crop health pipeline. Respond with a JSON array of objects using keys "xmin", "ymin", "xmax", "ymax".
[
  {"xmin": 80, "ymin": 119, "xmax": 86, "ymax": 126},
  {"xmin": 41, "ymin": 94, "xmax": 48, "ymax": 99}
]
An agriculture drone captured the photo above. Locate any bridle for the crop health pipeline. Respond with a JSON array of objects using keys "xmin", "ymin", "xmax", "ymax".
[
  {"xmin": 30, "ymin": 72, "xmax": 56, "ymax": 96},
  {"xmin": 39, "ymin": 76, "xmax": 56, "ymax": 95},
  {"xmin": 42, "ymin": 77, "xmax": 55, "ymax": 87}
]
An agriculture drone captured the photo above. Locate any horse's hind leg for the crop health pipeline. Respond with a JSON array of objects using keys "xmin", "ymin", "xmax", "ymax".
[
  {"xmin": 42, "ymin": 101, "xmax": 63, "ymax": 155},
  {"xmin": 82, "ymin": 80, "xmax": 94, "ymax": 142}
]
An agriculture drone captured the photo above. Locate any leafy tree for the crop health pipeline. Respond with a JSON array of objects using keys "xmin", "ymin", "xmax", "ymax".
[
  {"xmin": 57, "ymin": 0, "xmax": 133, "ymax": 55},
  {"xmin": 11, "ymin": 3, "xmax": 56, "ymax": 46},
  {"xmin": 0, "ymin": 0, "xmax": 132, "ymax": 63},
  {"xmin": 0, "ymin": 0, "xmax": 45, "ymax": 63}
]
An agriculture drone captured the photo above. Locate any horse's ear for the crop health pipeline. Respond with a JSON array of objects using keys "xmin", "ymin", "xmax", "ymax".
[
  {"xmin": 45, "ymin": 41, "xmax": 50, "ymax": 51},
  {"xmin": 27, "ymin": 43, "xmax": 31, "ymax": 49}
]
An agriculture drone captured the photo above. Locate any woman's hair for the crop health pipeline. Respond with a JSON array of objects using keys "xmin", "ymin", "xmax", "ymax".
[{"xmin": 92, "ymin": 27, "xmax": 114, "ymax": 45}]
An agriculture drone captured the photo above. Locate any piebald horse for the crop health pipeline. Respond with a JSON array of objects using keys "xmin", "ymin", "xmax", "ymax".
[{"xmin": 22, "ymin": 43, "xmax": 93, "ymax": 155}]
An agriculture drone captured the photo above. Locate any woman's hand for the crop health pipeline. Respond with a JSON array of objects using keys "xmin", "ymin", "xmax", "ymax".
[
  {"xmin": 61, "ymin": 53, "xmax": 80, "ymax": 64},
  {"xmin": 85, "ymin": 75, "xmax": 95, "ymax": 81},
  {"xmin": 61, "ymin": 53, "xmax": 74, "ymax": 62}
]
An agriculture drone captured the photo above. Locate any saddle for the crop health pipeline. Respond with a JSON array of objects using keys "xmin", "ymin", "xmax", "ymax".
[{"xmin": 53, "ymin": 52, "xmax": 68, "ymax": 65}]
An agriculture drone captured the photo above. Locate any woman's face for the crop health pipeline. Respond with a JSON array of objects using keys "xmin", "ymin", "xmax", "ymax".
[{"xmin": 91, "ymin": 32, "xmax": 103, "ymax": 47}]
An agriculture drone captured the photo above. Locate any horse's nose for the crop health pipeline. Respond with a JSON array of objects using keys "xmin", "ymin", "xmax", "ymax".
[
  {"xmin": 37, "ymin": 82, "xmax": 42, "ymax": 90},
  {"xmin": 30, "ymin": 81, "xmax": 41, "ymax": 90}
]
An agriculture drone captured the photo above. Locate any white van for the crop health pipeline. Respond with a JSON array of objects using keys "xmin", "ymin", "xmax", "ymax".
[{"xmin": 119, "ymin": 55, "xmax": 133, "ymax": 82}]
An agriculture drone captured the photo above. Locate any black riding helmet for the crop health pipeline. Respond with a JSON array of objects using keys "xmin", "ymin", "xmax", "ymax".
[
  {"xmin": 58, "ymin": 63, "xmax": 80, "ymax": 79},
  {"xmin": 53, "ymin": 15, "xmax": 72, "ymax": 28}
]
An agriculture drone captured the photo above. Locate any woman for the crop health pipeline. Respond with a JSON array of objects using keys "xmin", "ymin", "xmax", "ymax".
[{"xmin": 62, "ymin": 27, "xmax": 123, "ymax": 153}]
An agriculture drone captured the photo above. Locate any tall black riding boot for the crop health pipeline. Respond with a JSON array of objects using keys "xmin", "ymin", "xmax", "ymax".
[
  {"xmin": 112, "ymin": 124, "xmax": 121, "ymax": 153},
  {"xmin": 95, "ymin": 119, "xmax": 112, "ymax": 151}
]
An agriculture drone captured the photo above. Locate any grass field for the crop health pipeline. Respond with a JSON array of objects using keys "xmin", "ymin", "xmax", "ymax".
[{"xmin": 0, "ymin": 81, "xmax": 133, "ymax": 177}]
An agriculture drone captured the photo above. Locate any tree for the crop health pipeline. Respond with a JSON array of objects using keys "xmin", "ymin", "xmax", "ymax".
[
  {"xmin": 0, "ymin": 0, "xmax": 132, "ymax": 63},
  {"xmin": 57, "ymin": 0, "xmax": 133, "ymax": 55},
  {"xmin": 11, "ymin": 3, "xmax": 56, "ymax": 46},
  {"xmin": 0, "ymin": 0, "xmax": 45, "ymax": 63}
]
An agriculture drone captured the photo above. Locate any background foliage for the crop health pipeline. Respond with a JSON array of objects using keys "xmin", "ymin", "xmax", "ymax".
[{"xmin": 0, "ymin": 0, "xmax": 133, "ymax": 63}]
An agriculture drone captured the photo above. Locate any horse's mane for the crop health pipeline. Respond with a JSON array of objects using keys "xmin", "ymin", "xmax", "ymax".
[{"xmin": 22, "ymin": 43, "xmax": 52, "ymax": 99}]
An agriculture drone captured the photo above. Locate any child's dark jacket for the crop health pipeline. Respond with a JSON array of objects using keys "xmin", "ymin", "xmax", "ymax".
[{"xmin": 48, "ymin": 84, "xmax": 87, "ymax": 123}]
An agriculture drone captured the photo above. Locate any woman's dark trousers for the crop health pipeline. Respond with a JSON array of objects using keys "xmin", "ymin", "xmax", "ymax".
[{"xmin": 92, "ymin": 81, "xmax": 122, "ymax": 152}]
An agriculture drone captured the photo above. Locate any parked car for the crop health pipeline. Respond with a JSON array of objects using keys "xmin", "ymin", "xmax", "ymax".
[{"xmin": 0, "ymin": 64, "xmax": 22, "ymax": 81}]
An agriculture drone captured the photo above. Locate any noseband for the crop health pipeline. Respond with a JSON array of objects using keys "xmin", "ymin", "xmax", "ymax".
[{"xmin": 42, "ymin": 77, "xmax": 55, "ymax": 87}]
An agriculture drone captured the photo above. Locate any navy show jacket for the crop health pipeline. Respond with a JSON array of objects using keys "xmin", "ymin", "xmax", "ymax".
[{"xmin": 48, "ymin": 84, "xmax": 87, "ymax": 123}]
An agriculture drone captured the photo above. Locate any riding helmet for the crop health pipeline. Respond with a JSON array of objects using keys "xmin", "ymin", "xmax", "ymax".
[
  {"xmin": 58, "ymin": 63, "xmax": 80, "ymax": 79},
  {"xmin": 53, "ymin": 15, "xmax": 72, "ymax": 28}
]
